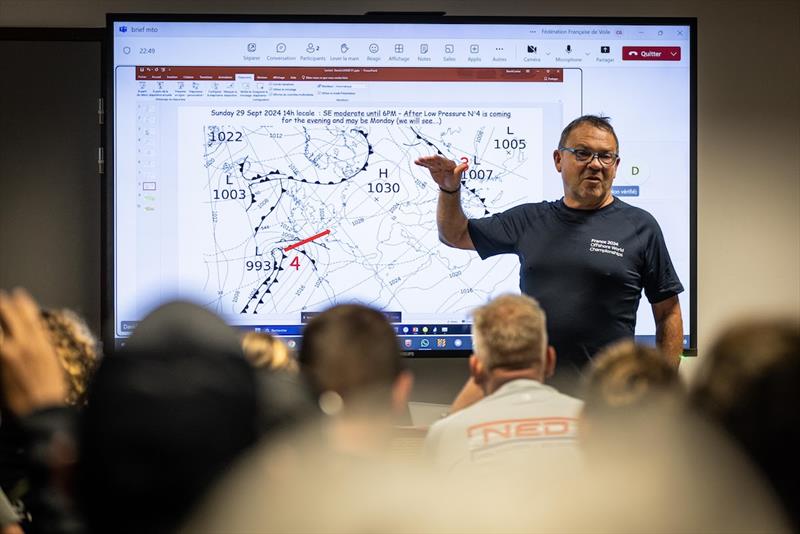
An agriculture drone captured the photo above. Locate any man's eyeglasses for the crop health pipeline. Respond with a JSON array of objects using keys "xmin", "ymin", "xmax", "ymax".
[{"xmin": 559, "ymin": 147, "xmax": 619, "ymax": 166}]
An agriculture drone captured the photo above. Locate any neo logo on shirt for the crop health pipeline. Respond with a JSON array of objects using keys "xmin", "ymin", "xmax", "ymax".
[{"xmin": 467, "ymin": 417, "xmax": 578, "ymax": 447}]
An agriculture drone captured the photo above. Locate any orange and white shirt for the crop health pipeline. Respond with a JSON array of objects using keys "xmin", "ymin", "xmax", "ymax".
[{"xmin": 424, "ymin": 379, "xmax": 584, "ymax": 476}]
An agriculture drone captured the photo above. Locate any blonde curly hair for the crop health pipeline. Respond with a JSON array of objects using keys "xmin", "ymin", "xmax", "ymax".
[
  {"xmin": 241, "ymin": 331, "xmax": 297, "ymax": 373},
  {"xmin": 40, "ymin": 308, "xmax": 101, "ymax": 406}
]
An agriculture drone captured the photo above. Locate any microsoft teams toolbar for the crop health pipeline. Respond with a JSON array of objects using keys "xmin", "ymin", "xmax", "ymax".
[{"xmin": 114, "ymin": 22, "xmax": 688, "ymax": 68}]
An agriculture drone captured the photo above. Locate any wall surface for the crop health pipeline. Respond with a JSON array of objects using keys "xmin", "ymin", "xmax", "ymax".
[
  {"xmin": 1, "ymin": 0, "xmax": 798, "ymax": 400},
  {"xmin": 0, "ymin": 39, "xmax": 102, "ymax": 328}
]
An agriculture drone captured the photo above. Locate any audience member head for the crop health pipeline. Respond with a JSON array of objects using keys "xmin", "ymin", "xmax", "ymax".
[
  {"xmin": 241, "ymin": 331, "xmax": 297, "ymax": 373},
  {"xmin": 79, "ymin": 301, "xmax": 260, "ymax": 534},
  {"xmin": 242, "ymin": 332, "xmax": 315, "ymax": 437},
  {"xmin": 582, "ymin": 340, "xmax": 682, "ymax": 418},
  {"xmin": 689, "ymin": 318, "xmax": 800, "ymax": 529},
  {"xmin": 469, "ymin": 294, "xmax": 554, "ymax": 392},
  {"xmin": 40, "ymin": 308, "xmax": 100, "ymax": 406},
  {"xmin": 569, "ymin": 338, "xmax": 792, "ymax": 531},
  {"xmin": 298, "ymin": 303, "xmax": 411, "ymax": 416},
  {"xmin": 580, "ymin": 340, "xmax": 682, "ymax": 448}
]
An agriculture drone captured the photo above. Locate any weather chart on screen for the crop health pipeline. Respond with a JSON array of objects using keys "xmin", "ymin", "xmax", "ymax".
[{"xmin": 110, "ymin": 18, "xmax": 694, "ymax": 354}]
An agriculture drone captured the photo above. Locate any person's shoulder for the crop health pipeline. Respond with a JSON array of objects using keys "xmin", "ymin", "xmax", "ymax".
[
  {"xmin": 424, "ymin": 416, "xmax": 446, "ymax": 441},
  {"xmin": 537, "ymin": 199, "xmax": 563, "ymax": 211},
  {"xmin": 551, "ymin": 390, "xmax": 585, "ymax": 412},
  {"xmin": 500, "ymin": 200, "xmax": 552, "ymax": 215},
  {"xmin": 529, "ymin": 380, "xmax": 583, "ymax": 409},
  {"xmin": 611, "ymin": 198, "xmax": 660, "ymax": 226},
  {"xmin": 424, "ymin": 408, "xmax": 469, "ymax": 448},
  {"xmin": 428, "ymin": 394, "xmax": 494, "ymax": 431},
  {"xmin": 506, "ymin": 200, "xmax": 562, "ymax": 221},
  {"xmin": 471, "ymin": 201, "xmax": 551, "ymax": 226}
]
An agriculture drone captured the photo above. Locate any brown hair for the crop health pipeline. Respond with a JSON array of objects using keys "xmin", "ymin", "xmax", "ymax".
[
  {"xmin": 583, "ymin": 340, "xmax": 681, "ymax": 417},
  {"xmin": 689, "ymin": 319, "xmax": 800, "ymax": 529},
  {"xmin": 298, "ymin": 304, "xmax": 401, "ymax": 403}
]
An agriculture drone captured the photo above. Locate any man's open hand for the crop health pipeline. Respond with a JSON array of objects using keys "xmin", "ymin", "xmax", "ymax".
[{"xmin": 414, "ymin": 155, "xmax": 468, "ymax": 192}]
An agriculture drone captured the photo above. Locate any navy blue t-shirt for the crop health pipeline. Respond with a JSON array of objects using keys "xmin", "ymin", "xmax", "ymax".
[{"xmin": 468, "ymin": 197, "xmax": 683, "ymax": 372}]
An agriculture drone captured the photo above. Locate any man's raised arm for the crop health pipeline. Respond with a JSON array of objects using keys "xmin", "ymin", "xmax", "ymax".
[{"xmin": 414, "ymin": 155, "xmax": 475, "ymax": 250}]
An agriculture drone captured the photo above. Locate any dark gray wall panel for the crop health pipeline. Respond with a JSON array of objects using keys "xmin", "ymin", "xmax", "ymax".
[{"xmin": 0, "ymin": 40, "xmax": 102, "ymax": 333}]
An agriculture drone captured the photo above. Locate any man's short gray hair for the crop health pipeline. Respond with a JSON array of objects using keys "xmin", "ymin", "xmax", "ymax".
[{"xmin": 471, "ymin": 294, "xmax": 548, "ymax": 370}]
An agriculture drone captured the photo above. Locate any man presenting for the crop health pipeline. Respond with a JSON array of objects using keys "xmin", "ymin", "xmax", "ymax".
[{"xmin": 415, "ymin": 115, "xmax": 683, "ymax": 390}]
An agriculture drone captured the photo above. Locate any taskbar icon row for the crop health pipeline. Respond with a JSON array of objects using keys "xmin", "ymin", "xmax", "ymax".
[
  {"xmin": 241, "ymin": 323, "xmax": 472, "ymax": 337},
  {"xmin": 260, "ymin": 335, "xmax": 473, "ymax": 352},
  {"xmin": 399, "ymin": 336, "xmax": 472, "ymax": 351}
]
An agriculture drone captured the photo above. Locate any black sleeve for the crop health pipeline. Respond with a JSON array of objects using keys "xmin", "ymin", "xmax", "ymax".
[
  {"xmin": 467, "ymin": 204, "xmax": 531, "ymax": 260},
  {"xmin": 21, "ymin": 406, "xmax": 84, "ymax": 534},
  {"xmin": 641, "ymin": 215, "xmax": 684, "ymax": 303}
]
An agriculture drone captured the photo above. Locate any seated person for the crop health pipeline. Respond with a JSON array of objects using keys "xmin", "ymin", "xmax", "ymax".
[
  {"xmin": 557, "ymin": 337, "xmax": 791, "ymax": 532},
  {"xmin": 689, "ymin": 319, "xmax": 800, "ymax": 531},
  {"xmin": 0, "ymin": 291, "xmax": 314, "ymax": 534},
  {"xmin": 241, "ymin": 332, "xmax": 315, "ymax": 436},
  {"xmin": 77, "ymin": 300, "xmax": 265, "ymax": 534},
  {"xmin": 579, "ymin": 339, "xmax": 683, "ymax": 451},
  {"xmin": 0, "ymin": 291, "xmax": 79, "ymax": 533},
  {"xmin": 298, "ymin": 303, "xmax": 413, "ymax": 457},
  {"xmin": 424, "ymin": 294, "xmax": 583, "ymax": 474}
]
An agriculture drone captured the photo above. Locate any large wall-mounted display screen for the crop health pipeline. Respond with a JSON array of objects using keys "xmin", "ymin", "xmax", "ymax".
[{"xmin": 106, "ymin": 15, "xmax": 696, "ymax": 355}]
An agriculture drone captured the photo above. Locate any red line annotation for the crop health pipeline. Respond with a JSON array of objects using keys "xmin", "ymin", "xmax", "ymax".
[{"xmin": 284, "ymin": 229, "xmax": 331, "ymax": 252}]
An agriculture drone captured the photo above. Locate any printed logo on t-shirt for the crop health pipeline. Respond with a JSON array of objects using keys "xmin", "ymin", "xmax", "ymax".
[
  {"xmin": 589, "ymin": 238, "xmax": 625, "ymax": 258},
  {"xmin": 461, "ymin": 416, "xmax": 581, "ymax": 468},
  {"xmin": 465, "ymin": 417, "xmax": 579, "ymax": 460}
]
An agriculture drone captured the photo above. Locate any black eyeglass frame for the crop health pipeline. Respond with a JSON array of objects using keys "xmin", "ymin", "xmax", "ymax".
[{"xmin": 558, "ymin": 146, "xmax": 620, "ymax": 166}]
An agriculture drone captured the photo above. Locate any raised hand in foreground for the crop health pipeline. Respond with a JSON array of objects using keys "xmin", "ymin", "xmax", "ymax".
[{"xmin": 0, "ymin": 288, "xmax": 67, "ymax": 416}]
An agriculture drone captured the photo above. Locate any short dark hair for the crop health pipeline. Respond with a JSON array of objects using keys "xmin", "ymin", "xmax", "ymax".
[
  {"xmin": 79, "ymin": 301, "xmax": 259, "ymax": 534},
  {"xmin": 558, "ymin": 114, "xmax": 619, "ymax": 153},
  {"xmin": 298, "ymin": 304, "xmax": 402, "ymax": 403}
]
